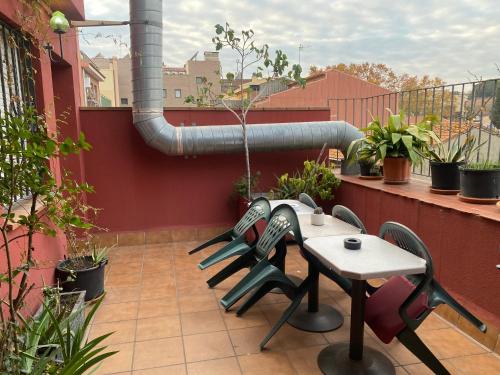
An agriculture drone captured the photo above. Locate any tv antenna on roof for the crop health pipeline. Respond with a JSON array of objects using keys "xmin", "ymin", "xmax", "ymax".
[
  {"xmin": 189, "ymin": 51, "xmax": 199, "ymax": 61},
  {"xmin": 298, "ymin": 44, "xmax": 310, "ymax": 66}
]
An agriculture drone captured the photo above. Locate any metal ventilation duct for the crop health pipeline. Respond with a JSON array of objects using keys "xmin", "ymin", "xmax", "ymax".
[{"xmin": 130, "ymin": 0, "xmax": 362, "ymax": 156}]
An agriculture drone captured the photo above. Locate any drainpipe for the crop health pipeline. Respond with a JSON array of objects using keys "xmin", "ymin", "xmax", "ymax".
[{"xmin": 130, "ymin": 0, "xmax": 362, "ymax": 156}]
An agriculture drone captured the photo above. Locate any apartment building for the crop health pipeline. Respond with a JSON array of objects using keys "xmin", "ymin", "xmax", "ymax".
[{"xmin": 163, "ymin": 51, "xmax": 221, "ymax": 107}]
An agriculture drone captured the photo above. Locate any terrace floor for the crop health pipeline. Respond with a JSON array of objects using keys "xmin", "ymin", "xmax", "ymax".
[{"xmin": 89, "ymin": 240, "xmax": 500, "ymax": 375}]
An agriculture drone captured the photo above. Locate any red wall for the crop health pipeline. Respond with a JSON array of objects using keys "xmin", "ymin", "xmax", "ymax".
[
  {"xmin": 334, "ymin": 179, "xmax": 500, "ymax": 326},
  {"xmin": 79, "ymin": 108, "xmax": 331, "ymax": 232},
  {"xmin": 1, "ymin": 0, "xmax": 84, "ymax": 314}
]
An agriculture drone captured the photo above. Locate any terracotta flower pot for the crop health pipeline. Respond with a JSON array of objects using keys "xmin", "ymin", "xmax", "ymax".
[{"xmin": 383, "ymin": 157, "xmax": 411, "ymax": 184}]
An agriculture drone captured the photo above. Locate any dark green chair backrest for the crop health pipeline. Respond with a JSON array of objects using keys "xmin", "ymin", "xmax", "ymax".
[
  {"xmin": 379, "ymin": 221, "xmax": 434, "ymax": 327},
  {"xmin": 332, "ymin": 205, "xmax": 367, "ymax": 234},
  {"xmin": 254, "ymin": 204, "xmax": 302, "ymax": 260},
  {"xmin": 233, "ymin": 197, "xmax": 271, "ymax": 237},
  {"xmin": 299, "ymin": 193, "xmax": 318, "ymax": 209}
]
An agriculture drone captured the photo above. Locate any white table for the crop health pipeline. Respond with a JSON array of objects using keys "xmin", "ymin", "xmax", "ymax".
[
  {"xmin": 304, "ymin": 234, "xmax": 426, "ymax": 375},
  {"xmin": 287, "ymin": 215, "xmax": 362, "ymax": 333},
  {"xmin": 269, "ymin": 199, "xmax": 315, "ymax": 215}
]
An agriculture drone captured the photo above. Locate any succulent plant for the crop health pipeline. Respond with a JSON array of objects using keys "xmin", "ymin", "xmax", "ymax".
[{"xmin": 313, "ymin": 207, "xmax": 324, "ymax": 215}]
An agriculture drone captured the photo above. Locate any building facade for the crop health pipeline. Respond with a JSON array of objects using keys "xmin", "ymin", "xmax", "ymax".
[{"xmin": 80, "ymin": 51, "xmax": 105, "ymax": 107}]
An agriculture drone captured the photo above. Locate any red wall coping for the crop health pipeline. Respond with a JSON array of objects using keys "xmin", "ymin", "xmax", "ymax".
[
  {"xmin": 339, "ymin": 174, "xmax": 500, "ymax": 223},
  {"xmin": 80, "ymin": 107, "xmax": 332, "ymax": 112}
]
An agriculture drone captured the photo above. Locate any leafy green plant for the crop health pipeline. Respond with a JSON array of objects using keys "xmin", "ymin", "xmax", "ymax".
[
  {"xmin": 271, "ymin": 160, "xmax": 341, "ymax": 200},
  {"xmin": 460, "ymin": 161, "xmax": 500, "ymax": 170},
  {"xmin": 346, "ymin": 111, "xmax": 440, "ymax": 165},
  {"xmin": 420, "ymin": 135, "xmax": 484, "ymax": 163},
  {"xmin": 233, "ymin": 171, "xmax": 261, "ymax": 199},
  {"xmin": 0, "ymin": 106, "xmax": 94, "ymax": 373}
]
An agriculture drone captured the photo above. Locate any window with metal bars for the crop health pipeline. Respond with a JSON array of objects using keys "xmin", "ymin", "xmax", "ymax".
[{"xmin": 0, "ymin": 19, "xmax": 36, "ymax": 202}]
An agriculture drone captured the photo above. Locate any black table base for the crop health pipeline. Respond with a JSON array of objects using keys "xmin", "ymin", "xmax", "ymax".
[
  {"xmin": 318, "ymin": 343, "xmax": 395, "ymax": 375},
  {"xmin": 287, "ymin": 302, "xmax": 344, "ymax": 332}
]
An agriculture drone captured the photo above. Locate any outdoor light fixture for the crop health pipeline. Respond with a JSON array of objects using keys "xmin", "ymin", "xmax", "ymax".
[
  {"xmin": 45, "ymin": 10, "xmax": 138, "ymax": 63},
  {"xmin": 44, "ymin": 11, "xmax": 70, "ymax": 62}
]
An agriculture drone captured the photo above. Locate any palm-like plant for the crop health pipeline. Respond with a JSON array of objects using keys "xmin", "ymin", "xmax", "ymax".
[
  {"xmin": 420, "ymin": 135, "xmax": 484, "ymax": 163},
  {"xmin": 347, "ymin": 111, "xmax": 440, "ymax": 165}
]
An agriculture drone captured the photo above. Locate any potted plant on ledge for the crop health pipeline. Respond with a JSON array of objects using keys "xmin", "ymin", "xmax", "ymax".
[
  {"xmin": 420, "ymin": 135, "xmax": 483, "ymax": 194},
  {"xmin": 347, "ymin": 111, "xmax": 439, "ymax": 184},
  {"xmin": 458, "ymin": 161, "xmax": 500, "ymax": 203}
]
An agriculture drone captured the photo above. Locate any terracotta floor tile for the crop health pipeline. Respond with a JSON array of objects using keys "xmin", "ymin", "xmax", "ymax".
[
  {"xmin": 138, "ymin": 298, "xmax": 178, "ymax": 319},
  {"xmin": 380, "ymin": 338, "xmax": 421, "ymax": 366},
  {"xmin": 141, "ymin": 274, "xmax": 176, "ymax": 288},
  {"xmin": 404, "ymin": 360, "xmax": 459, "ymax": 375},
  {"xmin": 90, "ymin": 320, "xmax": 136, "ymax": 345},
  {"xmin": 186, "ymin": 357, "xmax": 242, "ymax": 375},
  {"xmin": 237, "ymin": 352, "xmax": 296, "ymax": 374},
  {"xmin": 104, "ymin": 286, "xmax": 141, "ymax": 304},
  {"xmin": 285, "ymin": 345, "xmax": 326, "ymax": 374},
  {"xmin": 270, "ymin": 323, "xmax": 328, "ymax": 351},
  {"xmin": 133, "ymin": 364, "xmax": 186, "ymax": 375},
  {"xmin": 418, "ymin": 328, "xmax": 487, "ymax": 359},
  {"xmin": 106, "ymin": 272, "xmax": 142, "ymax": 287},
  {"xmin": 133, "ymin": 337, "xmax": 185, "ymax": 370},
  {"xmin": 417, "ymin": 313, "xmax": 452, "ymax": 331},
  {"xmin": 181, "ymin": 309, "xmax": 226, "ymax": 335},
  {"xmin": 92, "ymin": 342, "xmax": 134, "ymax": 374},
  {"xmin": 229, "ymin": 325, "xmax": 273, "ymax": 355},
  {"xmin": 94, "ymin": 302, "xmax": 139, "ymax": 323},
  {"xmin": 140, "ymin": 286, "xmax": 177, "ymax": 301},
  {"xmin": 136, "ymin": 315, "xmax": 182, "ymax": 341},
  {"xmin": 183, "ymin": 331, "xmax": 234, "ymax": 362},
  {"xmin": 178, "ymin": 293, "xmax": 219, "ymax": 313},
  {"xmin": 222, "ymin": 307, "xmax": 269, "ymax": 330},
  {"xmin": 447, "ymin": 353, "xmax": 500, "ymax": 375}
]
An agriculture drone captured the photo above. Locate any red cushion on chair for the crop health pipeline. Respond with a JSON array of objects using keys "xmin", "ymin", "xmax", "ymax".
[{"xmin": 365, "ymin": 276, "xmax": 430, "ymax": 344}]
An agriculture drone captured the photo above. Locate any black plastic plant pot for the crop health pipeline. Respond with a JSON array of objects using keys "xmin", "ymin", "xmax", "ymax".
[
  {"xmin": 430, "ymin": 161, "xmax": 464, "ymax": 191},
  {"xmin": 359, "ymin": 162, "xmax": 373, "ymax": 176},
  {"xmin": 459, "ymin": 167, "xmax": 500, "ymax": 199},
  {"xmin": 56, "ymin": 256, "xmax": 107, "ymax": 301}
]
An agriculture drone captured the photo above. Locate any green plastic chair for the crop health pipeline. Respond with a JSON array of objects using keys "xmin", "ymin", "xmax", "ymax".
[
  {"xmin": 298, "ymin": 192, "xmax": 318, "ymax": 209},
  {"xmin": 219, "ymin": 204, "xmax": 304, "ymax": 311},
  {"xmin": 332, "ymin": 205, "xmax": 367, "ymax": 234},
  {"xmin": 365, "ymin": 222, "xmax": 487, "ymax": 375},
  {"xmin": 189, "ymin": 197, "xmax": 271, "ymax": 255}
]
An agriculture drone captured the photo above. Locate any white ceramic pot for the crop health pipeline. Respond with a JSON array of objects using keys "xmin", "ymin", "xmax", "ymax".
[{"xmin": 310, "ymin": 213, "xmax": 325, "ymax": 226}]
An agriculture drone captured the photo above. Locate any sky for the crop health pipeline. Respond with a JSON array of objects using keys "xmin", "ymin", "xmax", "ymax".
[{"xmin": 79, "ymin": 0, "xmax": 500, "ymax": 84}]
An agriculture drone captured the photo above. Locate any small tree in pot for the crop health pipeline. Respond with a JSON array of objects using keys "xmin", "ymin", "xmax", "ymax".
[{"xmin": 346, "ymin": 111, "xmax": 439, "ymax": 184}]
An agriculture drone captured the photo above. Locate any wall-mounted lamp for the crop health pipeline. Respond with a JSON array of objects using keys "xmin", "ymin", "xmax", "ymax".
[
  {"xmin": 44, "ymin": 10, "xmax": 144, "ymax": 63},
  {"xmin": 44, "ymin": 11, "xmax": 70, "ymax": 63}
]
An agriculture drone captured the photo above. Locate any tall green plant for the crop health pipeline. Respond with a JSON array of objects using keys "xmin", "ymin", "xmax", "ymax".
[
  {"xmin": 0, "ymin": 106, "xmax": 94, "ymax": 373},
  {"xmin": 186, "ymin": 23, "xmax": 305, "ymax": 200}
]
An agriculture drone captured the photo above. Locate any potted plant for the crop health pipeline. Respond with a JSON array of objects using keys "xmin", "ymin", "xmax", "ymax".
[
  {"xmin": 233, "ymin": 171, "xmax": 261, "ymax": 218},
  {"xmin": 271, "ymin": 159, "xmax": 341, "ymax": 204},
  {"xmin": 311, "ymin": 207, "xmax": 325, "ymax": 226},
  {"xmin": 56, "ymin": 234, "xmax": 111, "ymax": 302},
  {"xmin": 347, "ymin": 111, "xmax": 439, "ymax": 184},
  {"xmin": 420, "ymin": 135, "xmax": 483, "ymax": 193},
  {"xmin": 459, "ymin": 161, "xmax": 500, "ymax": 202}
]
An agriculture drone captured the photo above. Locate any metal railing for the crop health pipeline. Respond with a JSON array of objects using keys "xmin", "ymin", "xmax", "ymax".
[
  {"xmin": 329, "ymin": 78, "xmax": 500, "ymax": 176},
  {"xmin": 0, "ymin": 19, "xmax": 36, "ymax": 202}
]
